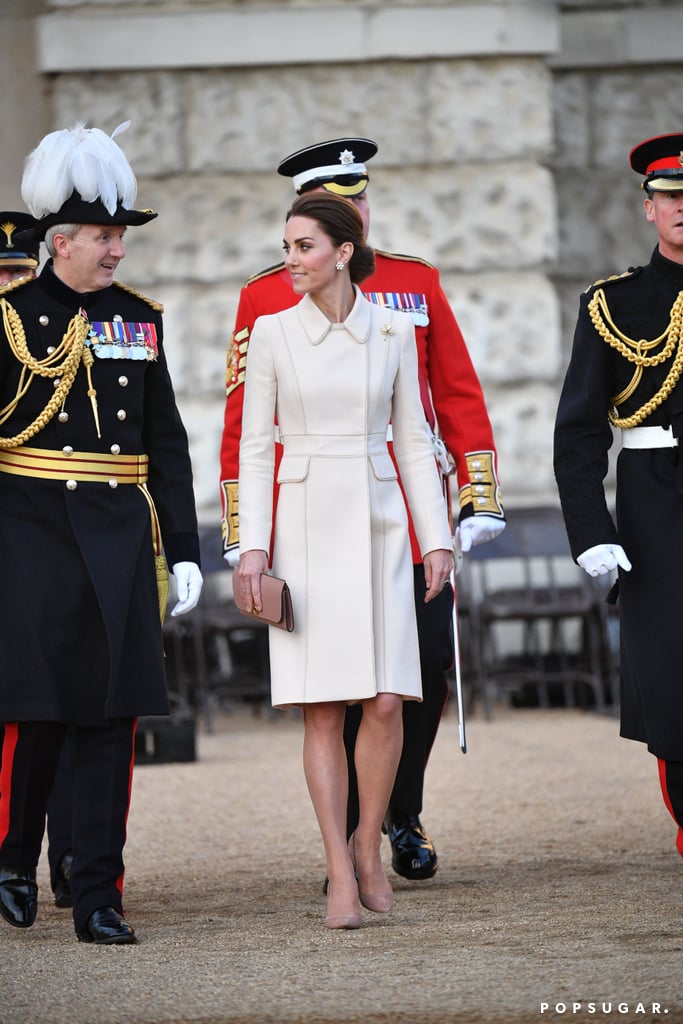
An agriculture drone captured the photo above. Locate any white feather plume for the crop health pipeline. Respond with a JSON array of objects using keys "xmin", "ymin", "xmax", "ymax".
[{"xmin": 21, "ymin": 121, "xmax": 138, "ymax": 219}]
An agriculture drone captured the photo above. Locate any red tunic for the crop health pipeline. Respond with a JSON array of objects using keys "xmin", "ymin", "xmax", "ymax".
[{"xmin": 219, "ymin": 250, "xmax": 503, "ymax": 562}]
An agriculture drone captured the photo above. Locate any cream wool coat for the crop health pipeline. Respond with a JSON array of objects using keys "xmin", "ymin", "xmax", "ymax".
[{"xmin": 239, "ymin": 288, "xmax": 453, "ymax": 708}]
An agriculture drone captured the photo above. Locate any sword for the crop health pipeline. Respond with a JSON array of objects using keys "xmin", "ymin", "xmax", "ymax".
[{"xmin": 433, "ymin": 432, "xmax": 467, "ymax": 754}]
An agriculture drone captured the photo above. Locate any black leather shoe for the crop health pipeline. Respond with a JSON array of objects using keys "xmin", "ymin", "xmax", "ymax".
[
  {"xmin": 385, "ymin": 814, "xmax": 438, "ymax": 880},
  {"xmin": 76, "ymin": 907, "xmax": 137, "ymax": 945},
  {"xmin": 53, "ymin": 852, "xmax": 73, "ymax": 909},
  {"xmin": 0, "ymin": 866, "xmax": 38, "ymax": 928}
]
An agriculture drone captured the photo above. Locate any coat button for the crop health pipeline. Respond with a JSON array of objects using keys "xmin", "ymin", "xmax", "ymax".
[
  {"xmin": 118, "ymin": 376, "xmax": 128, "ymax": 387},
  {"xmin": 47, "ymin": 345, "xmax": 55, "ymax": 354},
  {"xmin": 53, "ymin": 378, "xmax": 61, "ymax": 388},
  {"xmin": 113, "ymin": 314, "xmax": 123, "ymax": 322},
  {"xmin": 66, "ymin": 480, "xmax": 77, "ymax": 491},
  {"xmin": 39, "ymin": 315, "xmax": 49, "ymax": 326},
  {"xmin": 58, "ymin": 411, "xmax": 69, "ymax": 423},
  {"xmin": 117, "ymin": 409, "xmax": 126, "ymax": 421},
  {"xmin": 62, "ymin": 446, "xmax": 74, "ymax": 456},
  {"xmin": 108, "ymin": 478, "xmax": 118, "ymax": 489},
  {"xmin": 110, "ymin": 443, "xmax": 121, "ymax": 455}
]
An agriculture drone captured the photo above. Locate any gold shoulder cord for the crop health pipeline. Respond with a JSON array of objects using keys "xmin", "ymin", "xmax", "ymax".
[
  {"xmin": 0, "ymin": 297, "xmax": 93, "ymax": 448},
  {"xmin": 587, "ymin": 286, "xmax": 683, "ymax": 428}
]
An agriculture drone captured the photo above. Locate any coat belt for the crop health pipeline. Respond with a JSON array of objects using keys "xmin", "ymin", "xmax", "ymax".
[
  {"xmin": 280, "ymin": 432, "xmax": 389, "ymax": 458},
  {"xmin": 621, "ymin": 425, "xmax": 679, "ymax": 449},
  {"xmin": 0, "ymin": 445, "xmax": 149, "ymax": 483}
]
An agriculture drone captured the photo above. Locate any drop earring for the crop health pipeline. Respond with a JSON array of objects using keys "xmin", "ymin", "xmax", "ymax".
[{"xmin": 335, "ymin": 261, "xmax": 345, "ymax": 271}]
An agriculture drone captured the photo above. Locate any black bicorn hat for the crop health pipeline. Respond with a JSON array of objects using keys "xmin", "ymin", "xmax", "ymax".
[
  {"xmin": 23, "ymin": 192, "xmax": 157, "ymax": 242},
  {"xmin": 277, "ymin": 137, "xmax": 378, "ymax": 196},
  {"xmin": 20, "ymin": 121, "xmax": 158, "ymax": 240},
  {"xmin": 629, "ymin": 132, "xmax": 683, "ymax": 191},
  {"xmin": 0, "ymin": 211, "xmax": 40, "ymax": 268}
]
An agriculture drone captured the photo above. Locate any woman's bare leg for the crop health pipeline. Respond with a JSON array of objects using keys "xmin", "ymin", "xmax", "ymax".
[
  {"xmin": 302, "ymin": 702, "xmax": 361, "ymax": 927},
  {"xmin": 353, "ymin": 693, "xmax": 403, "ymax": 910}
]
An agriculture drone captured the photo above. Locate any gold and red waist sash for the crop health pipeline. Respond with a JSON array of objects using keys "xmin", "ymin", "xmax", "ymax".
[{"xmin": 0, "ymin": 445, "xmax": 149, "ymax": 484}]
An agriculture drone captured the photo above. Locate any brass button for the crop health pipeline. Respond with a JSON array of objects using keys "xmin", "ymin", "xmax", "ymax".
[
  {"xmin": 108, "ymin": 478, "xmax": 118, "ymax": 489},
  {"xmin": 46, "ymin": 345, "xmax": 55, "ymax": 354},
  {"xmin": 113, "ymin": 314, "xmax": 123, "ymax": 322},
  {"xmin": 62, "ymin": 446, "xmax": 74, "ymax": 457},
  {"xmin": 58, "ymin": 412, "xmax": 69, "ymax": 423},
  {"xmin": 66, "ymin": 479, "xmax": 77, "ymax": 491},
  {"xmin": 110, "ymin": 443, "xmax": 121, "ymax": 455},
  {"xmin": 117, "ymin": 409, "xmax": 126, "ymax": 421},
  {"xmin": 118, "ymin": 376, "xmax": 128, "ymax": 387},
  {"xmin": 39, "ymin": 315, "xmax": 49, "ymax": 326}
]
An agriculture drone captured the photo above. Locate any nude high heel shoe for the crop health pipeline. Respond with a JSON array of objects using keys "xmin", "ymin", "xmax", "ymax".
[
  {"xmin": 349, "ymin": 832, "xmax": 394, "ymax": 914},
  {"xmin": 324, "ymin": 880, "xmax": 362, "ymax": 930}
]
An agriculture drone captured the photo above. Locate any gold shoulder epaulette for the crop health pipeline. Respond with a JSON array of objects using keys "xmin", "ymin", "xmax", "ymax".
[
  {"xmin": 246, "ymin": 262, "xmax": 286, "ymax": 286},
  {"xmin": 113, "ymin": 280, "xmax": 164, "ymax": 312},
  {"xmin": 584, "ymin": 267, "xmax": 640, "ymax": 293},
  {"xmin": 0, "ymin": 276, "xmax": 32, "ymax": 297},
  {"xmin": 373, "ymin": 249, "xmax": 434, "ymax": 269}
]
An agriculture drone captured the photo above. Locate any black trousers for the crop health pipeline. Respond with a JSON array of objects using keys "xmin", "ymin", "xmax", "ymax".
[
  {"xmin": 657, "ymin": 758, "xmax": 683, "ymax": 859},
  {"xmin": 46, "ymin": 730, "xmax": 75, "ymax": 891},
  {"xmin": 0, "ymin": 719, "xmax": 136, "ymax": 932},
  {"xmin": 344, "ymin": 564, "xmax": 454, "ymax": 834}
]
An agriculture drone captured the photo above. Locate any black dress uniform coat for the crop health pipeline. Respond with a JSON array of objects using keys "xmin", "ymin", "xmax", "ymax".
[
  {"xmin": 0, "ymin": 262, "xmax": 199, "ymax": 726},
  {"xmin": 554, "ymin": 246, "xmax": 683, "ymax": 761}
]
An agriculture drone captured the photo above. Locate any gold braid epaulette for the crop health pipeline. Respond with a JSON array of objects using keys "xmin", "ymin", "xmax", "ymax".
[
  {"xmin": 0, "ymin": 276, "xmax": 32, "ymax": 298},
  {"xmin": 373, "ymin": 249, "xmax": 434, "ymax": 269},
  {"xmin": 587, "ymin": 279, "xmax": 683, "ymax": 428},
  {"xmin": 113, "ymin": 280, "xmax": 164, "ymax": 313},
  {"xmin": 0, "ymin": 298, "xmax": 91, "ymax": 448}
]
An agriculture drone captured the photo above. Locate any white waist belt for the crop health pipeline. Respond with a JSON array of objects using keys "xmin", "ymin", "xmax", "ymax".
[{"xmin": 622, "ymin": 425, "xmax": 678, "ymax": 449}]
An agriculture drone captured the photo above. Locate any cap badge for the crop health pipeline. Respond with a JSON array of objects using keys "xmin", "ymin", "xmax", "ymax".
[
  {"xmin": 339, "ymin": 149, "xmax": 355, "ymax": 166},
  {"xmin": 1, "ymin": 222, "xmax": 17, "ymax": 247}
]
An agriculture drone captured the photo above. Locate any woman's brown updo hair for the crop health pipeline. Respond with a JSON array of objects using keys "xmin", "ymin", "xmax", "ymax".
[{"xmin": 286, "ymin": 192, "xmax": 375, "ymax": 285}]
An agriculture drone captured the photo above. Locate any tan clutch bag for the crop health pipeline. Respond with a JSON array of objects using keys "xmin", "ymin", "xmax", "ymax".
[{"xmin": 232, "ymin": 572, "xmax": 294, "ymax": 632}]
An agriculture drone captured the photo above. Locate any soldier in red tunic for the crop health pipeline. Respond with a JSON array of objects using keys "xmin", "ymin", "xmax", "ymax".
[{"xmin": 220, "ymin": 138, "xmax": 505, "ymax": 880}]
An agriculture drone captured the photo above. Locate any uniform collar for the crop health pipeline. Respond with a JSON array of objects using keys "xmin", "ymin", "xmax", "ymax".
[
  {"xmin": 297, "ymin": 286, "xmax": 372, "ymax": 346},
  {"xmin": 38, "ymin": 259, "xmax": 109, "ymax": 312}
]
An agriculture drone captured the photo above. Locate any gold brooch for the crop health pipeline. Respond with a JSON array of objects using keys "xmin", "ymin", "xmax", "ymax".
[{"xmin": 381, "ymin": 323, "xmax": 396, "ymax": 337}]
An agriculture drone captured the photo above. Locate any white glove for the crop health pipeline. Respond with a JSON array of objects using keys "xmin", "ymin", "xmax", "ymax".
[
  {"xmin": 170, "ymin": 561, "xmax": 203, "ymax": 616},
  {"xmin": 223, "ymin": 548, "xmax": 240, "ymax": 568},
  {"xmin": 458, "ymin": 514, "xmax": 506, "ymax": 553},
  {"xmin": 577, "ymin": 544, "xmax": 632, "ymax": 577}
]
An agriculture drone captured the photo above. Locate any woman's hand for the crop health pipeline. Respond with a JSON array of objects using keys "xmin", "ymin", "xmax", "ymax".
[
  {"xmin": 236, "ymin": 549, "xmax": 269, "ymax": 612},
  {"xmin": 422, "ymin": 548, "xmax": 455, "ymax": 603}
]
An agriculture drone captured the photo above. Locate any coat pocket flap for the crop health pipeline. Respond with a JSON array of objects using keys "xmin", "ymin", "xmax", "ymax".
[
  {"xmin": 277, "ymin": 454, "xmax": 310, "ymax": 482},
  {"xmin": 369, "ymin": 453, "xmax": 398, "ymax": 481}
]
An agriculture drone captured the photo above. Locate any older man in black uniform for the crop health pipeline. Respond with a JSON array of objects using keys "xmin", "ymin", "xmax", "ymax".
[
  {"xmin": 554, "ymin": 131, "xmax": 683, "ymax": 862},
  {"xmin": 0, "ymin": 123, "xmax": 203, "ymax": 944}
]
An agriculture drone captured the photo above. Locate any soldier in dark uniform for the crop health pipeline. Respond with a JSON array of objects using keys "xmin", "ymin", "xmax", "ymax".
[
  {"xmin": 220, "ymin": 138, "xmax": 505, "ymax": 881},
  {"xmin": 554, "ymin": 131, "xmax": 683, "ymax": 862},
  {"xmin": 0, "ymin": 210, "xmax": 76, "ymax": 910},
  {"xmin": 0, "ymin": 123, "xmax": 203, "ymax": 944}
]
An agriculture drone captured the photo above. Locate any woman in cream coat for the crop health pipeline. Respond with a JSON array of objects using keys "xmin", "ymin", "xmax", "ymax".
[{"xmin": 237, "ymin": 193, "xmax": 453, "ymax": 930}]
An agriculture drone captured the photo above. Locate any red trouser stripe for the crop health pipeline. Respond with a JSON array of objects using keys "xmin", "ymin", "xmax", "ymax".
[
  {"xmin": 657, "ymin": 758, "xmax": 683, "ymax": 859},
  {"xmin": 0, "ymin": 724, "xmax": 19, "ymax": 848}
]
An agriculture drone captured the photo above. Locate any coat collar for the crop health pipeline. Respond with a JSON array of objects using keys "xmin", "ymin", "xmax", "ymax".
[{"xmin": 297, "ymin": 286, "xmax": 372, "ymax": 346}]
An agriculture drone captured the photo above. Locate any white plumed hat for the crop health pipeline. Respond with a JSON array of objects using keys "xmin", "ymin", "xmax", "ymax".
[{"xmin": 20, "ymin": 121, "xmax": 156, "ymax": 239}]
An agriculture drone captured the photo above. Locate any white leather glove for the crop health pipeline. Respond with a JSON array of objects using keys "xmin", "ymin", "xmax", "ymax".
[
  {"xmin": 170, "ymin": 561, "xmax": 203, "ymax": 616},
  {"xmin": 223, "ymin": 548, "xmax": 240, "ymax": 568},
  {"xmin": 458, "ymin": 514, "xmax": 506, "ymax": 553},
  {"xmin": 577, "ymin": 544, "xmax": 632, "ymax": 577}
]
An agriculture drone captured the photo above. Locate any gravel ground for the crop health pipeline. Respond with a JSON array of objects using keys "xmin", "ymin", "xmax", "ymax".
[{"xmin": 0, "ymin": 704, "xmax": 681, "ymax": 1024}]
